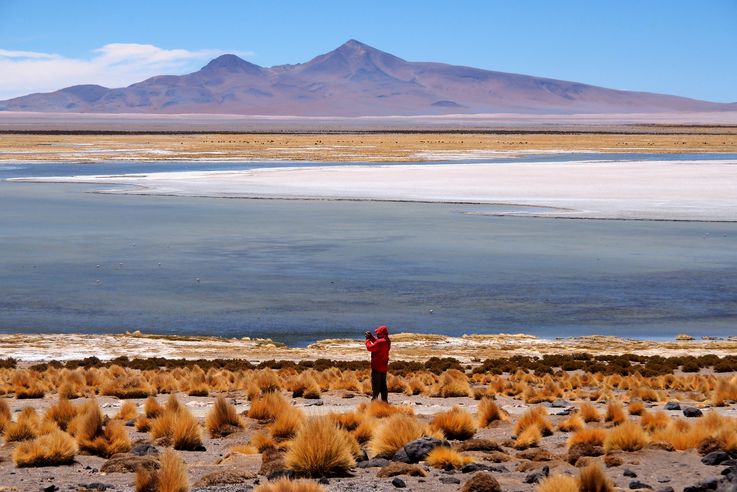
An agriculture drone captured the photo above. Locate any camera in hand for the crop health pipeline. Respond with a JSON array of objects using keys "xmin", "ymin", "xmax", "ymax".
[{"xmin": 365, "ymin": 331, "xmax": 375, "ymax": 339}]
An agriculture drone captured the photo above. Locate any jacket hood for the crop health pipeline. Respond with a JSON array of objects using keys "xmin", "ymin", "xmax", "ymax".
[{"xmin": 375, "ymin": 325, "xmax": 389, "ymax": 337}]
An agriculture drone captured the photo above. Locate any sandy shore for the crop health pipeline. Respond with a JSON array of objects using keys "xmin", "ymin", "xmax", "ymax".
[
  {"xmin": 2, "ymin": 332, "xmax": 736, "ymax": 364},
  {"xmin": 12, "ymin": 159, "xmax": 737, "ymax": 221}
]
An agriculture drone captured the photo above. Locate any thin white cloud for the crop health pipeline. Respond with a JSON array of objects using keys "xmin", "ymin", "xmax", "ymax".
[{"xmin": 0, "ymin": 43, "xmax": 253, "ymax": 100}]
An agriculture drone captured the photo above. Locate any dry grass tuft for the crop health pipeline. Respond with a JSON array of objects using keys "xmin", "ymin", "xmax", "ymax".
[
  {"xmin": 205, "ymin": 396, "xmax": 243, "ymax": 438},
  {"xmin": 44, "ymin": 398, "xmax": 77, "ymax": 431},
  {"xmin": 514, "ymin": 424, "xmax": 542, "ymax": 450},
  {"xmin": 285, "ymin": 417, "xmax": 356, "ymax": 477},
  {"xmin": 431, "ymin": 369, "xmax": 472, "ymax": 398},
  {"xmin": 514, "ymin": 407, "xmax": 553, "ymax": 437},
  {"xmin": 579, "ymin": 403, "xmax": 602, "ymax": 423},
  {"xmin": 577, "ymin": 462, "xmax": 614, "ymax": 492},
  {"xmin": 271, "ymin": 407, "xmax": 305, "ymax": 441},
  {"xmin": 76, "ymin": 403, "xmax": 131, "ymax": 458},
  {"xmin": 627, "ymin": 401, "xmax": 646, "ymax": 416},
  {"xmin": 136, "ymin": 448, "xmax": 189, "ymax": 492},
  {"xmin": 253, "ymin": 478, "xmax": 326, "ymax": 492},
  {"xmin": 430, "ymin": 406, "xmax": 477, "ymax": 440},
  {"xmin": 370, "ymin": 413, "xmax": 426, "ymax": 458},
  {"xmin": 13, "ymin": 430, "xmax": 77, "ymax": 467},
  {"xmin": 248, "ymin": 392, "xmax": 290, "ymax": 422},
  {"xmin": 604, "ymin": 402, "xmax": 626, "ymax": 425},
  {"xmin": 536, "ymin": 474, "xmax": 578, "ymax": 492},
  {"xmin": 115, "ymin": 401, "xmax": 138, "ymax": 421},
  {"xmin": 4, "ymin": 407, "xmax": 41, "ymax": 442},
  {"xmin": 150, "ymin": 401, "xmax": 202, "ymax": 451},
  {"xmin": 604, "ymin": 421, "xmax": 649, "ymax": 452},
  {"xmin": 640, "ymin": 410, "xmax": 671, "ymax": 432},
  {"xmin": 478, "ymin": 397, "xmax": 508, "ymax": 427},
  {"xmin": 426, "ymin": 446, "xmax": 473, "ymax": 469},
  {"xmin": 359, "ymin": 400, "xmax": 414, "ymax": 419},
  {"xmin": 144, "ymin": 396, "xmax": 164, "ymax": 418},
  {"xmin": 568, "ymin": 428, "xmax": 607, "ymax": 448},
  {"xmin": 558, "ymin": 414, "xmax": 585, "ymax": 433}
]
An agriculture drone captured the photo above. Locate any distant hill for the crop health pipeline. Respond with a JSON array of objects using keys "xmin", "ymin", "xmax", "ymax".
[{"xmin": 1, "ymin": 39, "xmax": 734, "ymax": 116}]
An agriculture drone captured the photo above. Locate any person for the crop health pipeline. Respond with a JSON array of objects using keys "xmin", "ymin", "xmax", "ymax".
[{"xmin": 365, "ymin": 325, "xmax": 391, "ymax": 402}]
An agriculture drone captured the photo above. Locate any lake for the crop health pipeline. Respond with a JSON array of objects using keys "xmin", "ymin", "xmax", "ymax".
[{"xmin": 1, "ymin": 155, "xmax": 736, "ymax": 346}]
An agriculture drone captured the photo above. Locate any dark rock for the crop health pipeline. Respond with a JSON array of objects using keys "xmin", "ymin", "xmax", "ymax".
[
  {"xmin": 629, "ymin": 480, "xmax": 652, "ymax": 489},
  {"xmin": 129, "ymin": 442, "xmax": 159, "ymax": 456},
  {"xmin": 656, "ymin": 488, "xmax": 675, "ymax": 492},
  {"xmin": 683, "ymin": 477, "xmax": 719, "ymax": 491},
  {"xmin": 125, "ymin": 419, "xmax": 135, "ymax": 427},
  {"xmin": 42, "ymin": 487, "xmax": 58, "ymax": 492},
  {"xmin": 377, "ymin": 462, "xmax": 427, "ymax": 478},
  {"xmin": 460, "ymin": 471, "xmax": 503, "ymax": 492},
  {"xmin": 525, "ymin": 465, "xmax": 550, "ymax": 484},
  {"xmin": 193, "ymin": 470, "xmax": 257, "ymax": 487},
  {"xmin": 456, "ymin": 439, "xmax": 501, "ymax": 452},
  {"xmin": 192, "ymin": 443, "xmax": 207, "ymax": 452},
  {"xmin": 357, "ymin": 458, "xmax": 390, "ymax": 468},
  {"xmin": 393, "ymin": 437, "xmax": 449, "ymax": 463},
  {"xmin": 318, "ymin": 477, "xmax": 329, "ymax": 485},
  {"xmin": 624, "ymin": 469, "xmax": 638, "ymax": 477},
  {"xmin": 79, "ymin": 485, "xmax": 111, "ymax": 492},
  {"xmin": 461, "ymin": 463, "xmax": 494, "ymax": 474},
  {"xmin": 100, "ymin": 455, "xmax": 159, "ymax": 473},
  {"xmin": 664, "ymin": 401, "xmax": 681, "ymax": 411},
  {"xmin": 391, "ymin": 477, "xmax": 406, "ymax": 488},
  {"xmin": 683, "ymin": 407, "xmax": 704, "ymax": 418},
  {"xmin": 439, "ymin": 476, "xmax": 461, "ymax": 484},
  {"xmin": 703, "ymin": 451, "xmax": 731, "ymax": 466}
]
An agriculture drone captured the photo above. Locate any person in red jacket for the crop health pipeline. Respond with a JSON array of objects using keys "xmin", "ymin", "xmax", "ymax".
[{"xmin": 365, "ymin": 325, "xmax": 391, "ymax": 402}]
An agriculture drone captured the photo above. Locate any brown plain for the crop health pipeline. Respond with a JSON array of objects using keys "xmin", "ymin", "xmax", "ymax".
[{"xmin": 2, "ymin": 128, "xmax": 737, "ymax": 162}]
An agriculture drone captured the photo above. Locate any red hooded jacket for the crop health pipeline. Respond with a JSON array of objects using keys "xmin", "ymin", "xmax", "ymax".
[{"xmin": 366, "ymin": 325, "xmax": 391, "ymax": 373}]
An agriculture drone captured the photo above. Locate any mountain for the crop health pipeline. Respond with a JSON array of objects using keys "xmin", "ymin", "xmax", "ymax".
[{"xmin": 1, "ymin": 39, "xmax": 734, "ymax": 116}]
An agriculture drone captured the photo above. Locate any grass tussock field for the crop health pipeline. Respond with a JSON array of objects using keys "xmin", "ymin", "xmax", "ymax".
[
  {"xmin": 1, "ymin": 128, "xmax": 737, "ymax": 162},
  {"xmin": 1, "ymin": 354, "xmax": 737, "ymax": 490}
]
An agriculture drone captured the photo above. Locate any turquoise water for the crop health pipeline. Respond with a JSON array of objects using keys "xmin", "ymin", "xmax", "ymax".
[{"xmin": 1, "ymin": 156, "xmax": 736, "ymax": 346}]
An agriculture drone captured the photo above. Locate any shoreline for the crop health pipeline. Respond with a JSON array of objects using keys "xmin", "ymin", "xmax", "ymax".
[{"xmin": 2, "ymin": 331, "xmax": 736, "ymax": 363}]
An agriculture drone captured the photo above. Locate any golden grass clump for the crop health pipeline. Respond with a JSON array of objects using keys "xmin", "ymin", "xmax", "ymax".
[
  {"xmin": 577, "ymin": 462, "xmax": 614, "ymax": 492},
  {"xmin": 536, "ymin": 474, "xmax": 579, "ymax": 492},
  {"xmin": 579, "ymin": 403, "xmax": 602, "ymax": 423},
  {"xmin": 514, "ymin": 407, "xmax": 553, "ymax": 437},
  {"xmin": 568, "ymin": 428, "xmax": 607, "ymax": 448},
  {"xmin": 12, "ymin": 371, "xmax": 45, "ymax": 399},
  {"xmin": 426, "ymin": 446, "xmax": 473, "ymax": 469},
  {"xmin": 248, "ymin": 392, "xmax": 290, "ymax": 422},
  {"xmin": 135, "ymin": 448, "xmax": 189, "ymax": 492},
  {"xmin": 145, "ymin": 396, "xmax": 164, "ymax": 418},
  {"xmin": 76, "ymin": 403, "xmax": 131, "ymax": 457},
  {"xmin": 4, "ymin": 407, "xmax": 41, "ymax": 442},
  {"xmin": 604, "ymin": 402, "xmax": 626, "ymax": 425},
  {"xmin": 370, "ymin": 413, "xmax": 426, "ymax": 458},
  {"xmin": 627, "ymin": 401, "xmax": 646, "ymax": 416},
  {"xmin": 13, "ymin": 429, "xmax": 77, "ymax": 467},
  {"xmin": 514, "ymin": 424, "xmax": 542, "ymax": 450},
  {"xmin": 44, "ymin": 398, "xmax": 77, "ymax": 431},
  {"xmin": 285, "ymin": 417, "xmax": 356, "ymax": 477},
  {"xmin": 251, "ymin": 430, "xmax": 278, "ymax": 452},
  {"xmin": 271, "ymin": 407, "xmax": 306, "ymax": 441},
  {"xmin": 253, "ymin": 478, "xmax": 326, "ymax": 492},
  {"xmin": 205, "ymin": 396, "xmax": 243, "ymax": 438},
  {"xmin": 229, "ymin": 443, "xmax": 259, "ymax": 455},
  {"xmin": 478, "ymin": 397, "xmax": 508, "ymax": 427},
  {"xmin": 430, "ymin": 406, "xmax": 477, "ymax": 440},
  {"xmin": 115, "ymin": 401, "xmax": 138, "ymax": 421},
  {"xmin": 604, "ymin": 421, "xmax": 649, "ymax": 452},
  {"xmin": 558, "ymin": 414, "xmax": 585, "ymax": 433},
  {"xmin": 358, "ymin": 400, "xmax": 414, "ymax": 419},
  {"xmin": 431, "ymin": 369, "xmax": 472, "ymax": 398},
  {"xmin": 640, "ymin": 410, "xmax": 671, "ymax": 432}
]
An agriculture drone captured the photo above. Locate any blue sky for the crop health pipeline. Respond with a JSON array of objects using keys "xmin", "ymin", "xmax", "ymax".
[{"xmin": 0, "ymin": 0, "xmax": 735, "ymax": 101}]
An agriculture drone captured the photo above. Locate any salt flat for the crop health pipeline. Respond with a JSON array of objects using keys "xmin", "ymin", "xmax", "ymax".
[{"xmin": 14, "ymin": 159, "xmax": 737, "ymax": 221}]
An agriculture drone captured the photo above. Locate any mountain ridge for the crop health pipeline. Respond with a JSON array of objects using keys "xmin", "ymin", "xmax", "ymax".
[{"xmin": 1, "ymin": 39, "xmax": 734, "ymax": 116}]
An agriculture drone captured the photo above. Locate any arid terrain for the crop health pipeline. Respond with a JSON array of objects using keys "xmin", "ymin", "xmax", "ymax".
[
  {"xmin": 2, "ymin": 336, "xmax": 737, "ymax": 491},
  {"xmin": 1, "ymin": 128, "xmax": 737, "ymax": 162}
]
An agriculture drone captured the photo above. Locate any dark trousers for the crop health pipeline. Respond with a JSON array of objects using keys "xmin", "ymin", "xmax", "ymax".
[{"xmin": 371, "ymin": 369, "xmax": 388, "ymax": 402}]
